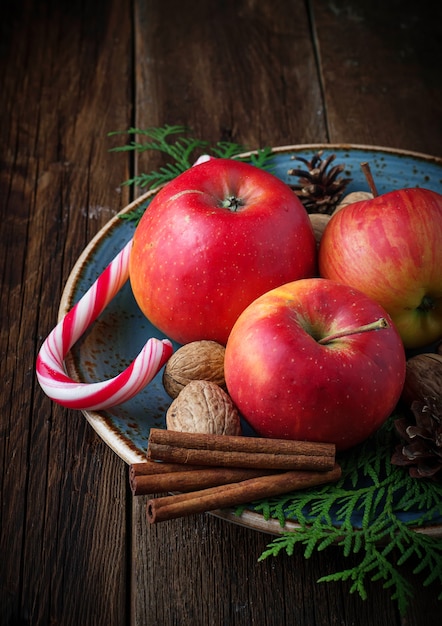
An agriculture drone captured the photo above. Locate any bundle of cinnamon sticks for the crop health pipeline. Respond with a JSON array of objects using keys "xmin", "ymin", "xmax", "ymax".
[{"xmin": 130, "ymin": 429, "xmax": 341, "ymax": 524}]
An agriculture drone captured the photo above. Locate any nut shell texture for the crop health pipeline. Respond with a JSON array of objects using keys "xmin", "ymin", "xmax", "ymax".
[
  {"xmin": 163, "ymin": 340, "xmax": 226, "ymax": 399},
  {"xmin": 401, "ymin": 353, "xmax": 442, "ymax": 406},
  {"xmin": 166, "ymin": 380, "xmax": 242, "ymax": 435}
]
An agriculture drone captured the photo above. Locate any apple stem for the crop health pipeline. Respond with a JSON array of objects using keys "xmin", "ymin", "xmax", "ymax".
[
  {"xmin": 418, "ymin": 295, "xmax": 435, "ymax": 312},
  {"xmin": 222, "ymin": 195, "xmax": 245, "ymax": 212},
  {"xmin": 318, "ymin": 317, "xmax": 389, "ymax": 345},
  {"xmin": 360, "ymin": 162, "xmax": 379, "ymax": 197}
]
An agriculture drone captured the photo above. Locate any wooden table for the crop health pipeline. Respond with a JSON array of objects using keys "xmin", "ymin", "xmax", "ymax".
[{"xmin": 1, "ymin": 1, "xmax": 441, "ymax": 624}]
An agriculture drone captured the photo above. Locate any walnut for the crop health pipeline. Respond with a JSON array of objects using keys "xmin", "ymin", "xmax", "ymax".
[
  {"xmin": 309, "ymin": 213, "xmax": 331, "ymax": 245},
  {"xmin": 162, "ymin": 340, "xmax": 226, "ymax": 399},
  {"xmin": 332, "ymin": 191, "xmax": 374, "ymax": 214},
  {"xmin": 401, "ymin": 353, "xmax": 442, "ymax": 407},
  {"xmin": 166, "ymin": 380, "xmax": 242, "ymax": 435}
]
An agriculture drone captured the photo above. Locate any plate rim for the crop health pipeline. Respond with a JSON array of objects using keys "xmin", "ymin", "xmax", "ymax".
[{"xmin": 59, "ymin": 143, "xmax": 442, "ymax": 536}]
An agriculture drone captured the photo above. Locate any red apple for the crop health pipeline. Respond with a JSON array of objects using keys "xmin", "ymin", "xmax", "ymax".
[
  {"xmin": 318, "ymin": 187, "xmax": 442, "ymax": 349},
  {"xmin": 224, "ymin": 278, "xmax": 406, "ymax": 451},
  {"xmin": 130, "ymin": 158, "xmax": 317, "ymax": 345}
]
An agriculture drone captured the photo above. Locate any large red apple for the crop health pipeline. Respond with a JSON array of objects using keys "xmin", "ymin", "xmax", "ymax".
[
  {"xmin": 130, "ymin": 158, "xmax": 317, "ymax": 345},
  {"xmin": 224, "ymin": 278, "xmax": 406, "ymax": 451},
  {"xmin": 318, "ymin": 187, "xmax": 442, "ymax": 349}
]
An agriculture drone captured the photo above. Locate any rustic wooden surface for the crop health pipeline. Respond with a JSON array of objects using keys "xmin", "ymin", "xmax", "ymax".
[{"xmin": 1, "ymin": 0, "xmax": 441, "ymax": 625}]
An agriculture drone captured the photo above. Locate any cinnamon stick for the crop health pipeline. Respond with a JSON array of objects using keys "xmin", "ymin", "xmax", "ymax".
[
  {"xmin": 130, "ymin": 460, "xmax": 207, "ymax": 479},
  {"xmin": 130, "ymin": 466, "xmax": 280, "ymax": 495},
  {"xmin": 147, "ymin": 429, "xmax": 335, "ymax": 471},
  {"xmin": 148, "ymin": 443, "xmax": 335, "ymax": 470},
  {"xmin": 148, "ymin": 429, "xmax": 335, "ymax": 457},
  {"xmin": 146, "ymin": 463, "xmax": 342, "ymax": 524}
]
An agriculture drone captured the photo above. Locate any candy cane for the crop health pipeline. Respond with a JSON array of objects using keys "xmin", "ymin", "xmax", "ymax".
[{"xmin": 36, "ymin": 239, "xmax": 173, "ymax": 410}]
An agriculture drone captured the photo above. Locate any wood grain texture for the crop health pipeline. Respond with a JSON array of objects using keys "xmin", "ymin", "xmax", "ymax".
[
  {"xmin": 132, "ymin": 503, "xmax": 403, "ymax": 625},
  {"xmin": 1, "ymin": 0, "xmax": 133, "ymax": 624},
  {"xmin": 1, "ymin": 0, "xmax": 441, "ymax": 625},
  {"xmin": 312, "ymin": 0, "xmax": 442, "ymax": 153},
  {"xmin": 133, "ymin": 0, "xmax": 326, "ymax": 174}
]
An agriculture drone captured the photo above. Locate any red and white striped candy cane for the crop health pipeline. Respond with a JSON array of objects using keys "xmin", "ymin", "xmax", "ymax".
[{"xmin": 36, "ymin": 239, "xmax": 173, "ymax": 410}]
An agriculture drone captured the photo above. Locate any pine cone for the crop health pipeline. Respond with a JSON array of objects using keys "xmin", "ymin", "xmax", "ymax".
[
  {"xmin": 287, "ymin": 151, "xmax": 352, "ymax": 214},
  {"xmin": 391, "ymin": 396, "xmax": 442, "ymax": 479}
]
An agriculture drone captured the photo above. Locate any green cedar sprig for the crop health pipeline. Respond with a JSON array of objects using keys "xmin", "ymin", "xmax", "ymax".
[
  {"xmin": 108, "ymin": 124, "xmax": 274, "ymax": 192},
  {"xmin": 244, "ymin": 418, "xmax": 442, "ymax": 615}
]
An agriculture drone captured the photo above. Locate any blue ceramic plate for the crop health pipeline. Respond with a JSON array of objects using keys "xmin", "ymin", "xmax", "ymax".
[{"xmin": 60, "ymin": 144, "xmax": 442, "ymax": 535}]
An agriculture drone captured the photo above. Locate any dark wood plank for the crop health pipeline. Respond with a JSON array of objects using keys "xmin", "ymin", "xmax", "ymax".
[
  {"xmin": 1, "ymin": 1, "xmax": 133, "ymax": 624},
  {"xmin": 133, "ymin": 0, "xmax": 326, "ymax": 167},
  {"xmin": 133, "ymin": 507, "xmax": 405, "ymax": 625},
  {"xmin": 312, "ymin": 0, "xmax": 442, "ymax": 154}
]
